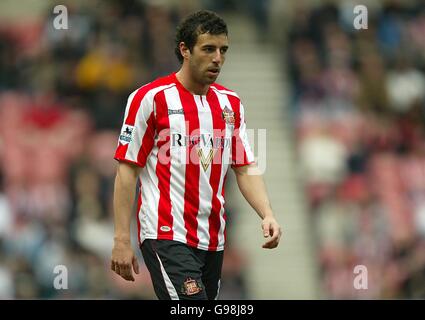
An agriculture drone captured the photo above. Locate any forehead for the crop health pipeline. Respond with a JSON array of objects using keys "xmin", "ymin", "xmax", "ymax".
[{"xmin": 195, "ymin": 33, "xmax": 229, "ymax": 47}]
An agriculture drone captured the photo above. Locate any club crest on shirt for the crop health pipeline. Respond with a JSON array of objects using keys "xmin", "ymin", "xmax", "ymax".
[
  {"xmin": 222, "ymin": 106, "xmax": 235, "ymax": 125},
  {"xmin": 119, "ymin": 125, "xmax": 135, "ymax": 145},
  {"xmin": 181, "ymin": 277, "xmax": 202, "ymax": 296}
]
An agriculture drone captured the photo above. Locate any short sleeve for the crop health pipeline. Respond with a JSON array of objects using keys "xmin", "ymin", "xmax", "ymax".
[
  {"xmin": 231, "ymin": 101, "xmax": 255, "ymax": 167},
  {"xmin": 114, "ymin": 88, "xmax": 156, "ymax": 167}
]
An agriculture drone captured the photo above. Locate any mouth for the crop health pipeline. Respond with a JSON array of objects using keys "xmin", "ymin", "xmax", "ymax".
[{"xmin": 207, "ymin": 68, "xmax": 220, "ymax": 76}]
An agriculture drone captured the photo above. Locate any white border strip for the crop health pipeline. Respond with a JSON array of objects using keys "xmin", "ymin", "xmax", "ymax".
[
  {"xmin": 215, "ymin": 279, "xmax": 221, "ymax": 300},
  {"xmin": 155, "ymin": 252, "xmax": 179, "ymax": 300}
]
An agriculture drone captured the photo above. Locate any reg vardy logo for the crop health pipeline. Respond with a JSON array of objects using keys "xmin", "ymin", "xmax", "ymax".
[
  {"xmin": 171, "ymin": 133, "xmax": 230, "ymax": 149},
  {"xmin": 170, "ymin": 133, "xmax": 231, "ymax": 171}
]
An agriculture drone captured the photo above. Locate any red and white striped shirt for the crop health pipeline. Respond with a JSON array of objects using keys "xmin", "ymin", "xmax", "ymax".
[{"xmin": 114, "ymin": 73, "xmax": 254, "ymax": 251}]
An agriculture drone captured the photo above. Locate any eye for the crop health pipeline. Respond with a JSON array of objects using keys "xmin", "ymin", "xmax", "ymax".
[
  {"xmin": 203, "ymin": 47, "xmax": 215, "ymax": 53},
  {"xmin": 220, "ymin": 47, "xmax": 228, "ymax": 54}
]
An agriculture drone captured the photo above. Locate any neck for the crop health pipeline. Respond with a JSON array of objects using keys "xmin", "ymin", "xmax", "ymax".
[{"xmin": 175, "ymin": 66, "xmax": 209, "ymax": 95}]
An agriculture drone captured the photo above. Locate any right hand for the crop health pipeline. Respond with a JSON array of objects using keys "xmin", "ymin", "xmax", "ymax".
[{"xmin": 111, "ymin": 239, "xmax": 140, "ymax": 281}]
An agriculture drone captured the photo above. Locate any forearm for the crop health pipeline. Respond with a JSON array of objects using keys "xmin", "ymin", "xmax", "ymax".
[
  {"xmin": 234, "ymin": 165, "xmax": 273, "ymax": 220},
  {"xmin": 113, "ymin": 163, "xmax": 140, "ymax": 241}
]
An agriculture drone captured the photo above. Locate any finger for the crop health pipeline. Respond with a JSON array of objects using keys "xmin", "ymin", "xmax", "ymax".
[
  {"xmin": 268, "ymin": 225, "xmax": 282, "ymax": 241},
  {"xmin": 132, "ymin": 256, "xmax": 140, "ymax": 274},
  {"xmin": 120, "ymin": 263, "xmax": 135, "ymax": 281},
  {"xmin": 268, "ymin": 236, "xmax": 280, "ymax": 248},
  {"xmin": 122, "ymin": 272, "xmax": 135, "ymax": 281},
  {"xmin": 122, "ymin": 272, "xmax": 134, "ymax": 281},
  {"xmin": 267, "ymin": 230, "xmax": 279, "ymax": 243},
  {"xmin": 121, "ymin": 275, "xmax": 134, "ymax": 281},
  {"xmin": 115, "ymin": 264, "xmax": 121, "ymax": 275},
  {"xmin": 276, "ymin": 228, "xmax": 283, "ymax": 242},
  {"xmin": 262, "ymin": 240, "xmax": 273, "ymax": 248},
  {"xmin": 262, "ymin": 239, "xmax": 278, "ymax": 249},
  {"xmin": 119, "ymin": 263, "xmax": 129, "ymax": 275},
  {"xmin": 262, "ymin": 222, "xmax": 270, "ymax": 237},
  {"xmin": 262, "ymin": 234, "xmax": 280, "ymax": 249}
]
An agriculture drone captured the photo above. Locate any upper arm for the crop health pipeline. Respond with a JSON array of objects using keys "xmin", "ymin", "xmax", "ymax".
[
  {"xmin": 116, "ymin": 161, "xmax": 142, "ymax": 182},
  {"xmin": 232, "ymin": 163, "xmax": 258, "ymax": 176}
]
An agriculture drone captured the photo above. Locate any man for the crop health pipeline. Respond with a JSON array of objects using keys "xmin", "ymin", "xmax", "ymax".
[{"xmin": 111, "ymin": 10, "xmax": 282, "ymax": 300}]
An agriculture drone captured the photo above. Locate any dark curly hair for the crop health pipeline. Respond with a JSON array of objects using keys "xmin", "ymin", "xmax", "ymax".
[{"xmin": 174, "ymin": 10, "xmax": 228, "ymax": 64}]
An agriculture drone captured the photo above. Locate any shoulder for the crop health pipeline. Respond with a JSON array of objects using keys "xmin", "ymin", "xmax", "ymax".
[
  {"xmin": 129, "ymin": 74, "xmax": 177, "ymax": 101},
  {"xmin": 210, "ymin": 83, "xmax": 240, "ymax": 101},
  {"xmin": 210, "ymin": 83, "xmax": 245, "ymax": 117}
]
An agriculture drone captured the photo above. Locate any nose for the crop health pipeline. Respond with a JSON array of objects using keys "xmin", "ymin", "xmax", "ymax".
[{"xmin": 212, "ymin": 49, "xmax": 223, "ymax": 65}]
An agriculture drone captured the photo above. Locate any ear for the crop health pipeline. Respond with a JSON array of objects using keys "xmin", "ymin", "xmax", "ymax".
[{"xmin": 179, "ymin": 42, "xmax": 190, "ymax": 60}]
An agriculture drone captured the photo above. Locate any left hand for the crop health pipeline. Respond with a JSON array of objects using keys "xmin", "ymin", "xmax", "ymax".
[{"xmin": 261, "ymin": 216, "xmax": 282, "ymax": 249}]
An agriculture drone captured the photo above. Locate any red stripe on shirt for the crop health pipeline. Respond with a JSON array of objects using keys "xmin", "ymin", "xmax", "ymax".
[
  {"xmin": 207, "ymin": 91, "xmax": 225, "ymax": 250},
  {"xmin": 137, "ymin": 111, "xmax": 156, "ymax": 167},
  {"xmin": 180, "ymin": 89, "xmax": 201, "ymax": 247},
  {"xmin": 227, "ymin": 95, "xmax": 250, "ymax": 166},
  {"xmin": 154, "ymin": 90, "xmax": 174, "ymax": 239},
  {"xmin": 115, "ymin": 143, "xmax": 129, "ymax": 161}
]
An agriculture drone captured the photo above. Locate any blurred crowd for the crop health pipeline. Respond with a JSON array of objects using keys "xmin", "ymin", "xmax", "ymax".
[
  {"xmin": 0, "ymin": 0, "xmax": 251, "ymax": 299},
  {"xmin": 288, "ymin": 1, "xmax": 425, "ymax": 298},
  {"xmin": 2, "ymin": 0, "xmax": 423, "ymax": 301}
]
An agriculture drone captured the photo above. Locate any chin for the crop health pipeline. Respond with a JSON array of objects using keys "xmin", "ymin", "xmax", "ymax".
[{"xmin": 206, "ymin": 75, "xmax": 218, "ymax": 84}]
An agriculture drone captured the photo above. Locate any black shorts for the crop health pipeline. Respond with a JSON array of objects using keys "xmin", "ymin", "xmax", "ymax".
[{"xmin": 140, "ymin": 239, "xmax": 224, "ymax": 300}]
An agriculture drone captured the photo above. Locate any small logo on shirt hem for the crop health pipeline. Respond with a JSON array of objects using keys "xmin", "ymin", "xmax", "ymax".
[{"xmin": 160, "ymin": 226, "xmax": 171, "ymax": 232}]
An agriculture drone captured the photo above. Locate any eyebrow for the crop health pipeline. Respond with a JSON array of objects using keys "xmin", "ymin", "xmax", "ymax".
[{"xmin": 201, "ymin": 44, "xmax": 229, "ymax": 49}]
